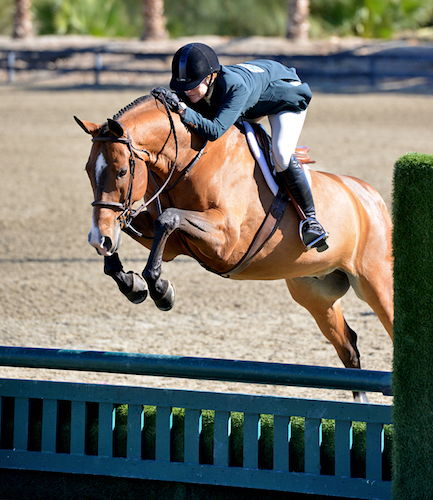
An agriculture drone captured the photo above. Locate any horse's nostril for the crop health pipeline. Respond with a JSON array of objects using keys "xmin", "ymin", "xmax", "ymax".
[{"xmin": 102, "ymin": 236, "xmax": 113, "ymax": 252}]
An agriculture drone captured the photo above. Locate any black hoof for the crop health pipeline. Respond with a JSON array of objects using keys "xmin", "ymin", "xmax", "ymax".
[
  {"xmin": 125, "ymin": 272, "xmax": 148, "ymax": 304},
  {"xmin": 154, "ymin": 281, "xmax": 176, "ymax": 311}
]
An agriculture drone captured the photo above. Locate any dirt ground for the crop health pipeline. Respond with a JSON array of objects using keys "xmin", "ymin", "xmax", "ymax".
[{"xmin": 1, "ymin": 39, "xmax": 432, "ymax": 405}]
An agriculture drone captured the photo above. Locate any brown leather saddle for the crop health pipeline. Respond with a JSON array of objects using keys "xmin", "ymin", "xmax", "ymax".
[{"xmin": 251, "ymin": 121, "xmax": 315, "ymax": 168}]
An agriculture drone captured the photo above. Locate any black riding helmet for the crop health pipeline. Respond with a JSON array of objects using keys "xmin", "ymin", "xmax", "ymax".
[{"xmin": 170, "ymin": 43, "xmax": 221, "ymax": 92}]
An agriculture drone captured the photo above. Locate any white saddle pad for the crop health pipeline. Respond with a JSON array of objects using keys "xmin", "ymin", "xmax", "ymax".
[{"xmin": 243, "ymin": 121, "xmax": 311, "ymax": 196}]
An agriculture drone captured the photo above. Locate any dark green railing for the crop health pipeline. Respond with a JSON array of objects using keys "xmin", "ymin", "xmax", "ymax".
[{"xmin": 0, "ymin": 346, "xmax": 392, "ymax": 499}]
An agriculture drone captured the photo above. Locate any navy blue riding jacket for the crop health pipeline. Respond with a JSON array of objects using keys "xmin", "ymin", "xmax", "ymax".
[{"xmin": 177, "ymin": 59, "xmax": 312, "ymax": 141}]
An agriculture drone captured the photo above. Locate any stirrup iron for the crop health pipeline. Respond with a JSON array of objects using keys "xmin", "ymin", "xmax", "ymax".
[{"xmin": 299, "ymin": 217, "xmax": 329, "ymax": 252}]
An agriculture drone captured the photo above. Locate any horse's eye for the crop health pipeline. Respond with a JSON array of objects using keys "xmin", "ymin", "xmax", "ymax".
[{"xmin": 116, "ymin": 168, "xmax": 127, "ymax": 180}]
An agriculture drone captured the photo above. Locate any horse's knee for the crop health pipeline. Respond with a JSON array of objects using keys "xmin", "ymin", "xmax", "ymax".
[
  {"xmin": 155, "ymin": 209, "xmax": 181, "ymax": 234},
  {"xmin": 142, "ymin": 209, "xmax": 181, "ymax": 282}
]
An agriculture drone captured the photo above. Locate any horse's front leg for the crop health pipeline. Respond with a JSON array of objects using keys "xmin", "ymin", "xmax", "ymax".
[
  {"xmin": 104, "ymin": 253, "xmax": 148, "ymax": 304},
  {"xmin": 142, "ymin": 207, "xmax": 235, "ymax": 311},
  {"xmin": 141, "ymin": 209, "xmax": 180, "ymax": 311}
]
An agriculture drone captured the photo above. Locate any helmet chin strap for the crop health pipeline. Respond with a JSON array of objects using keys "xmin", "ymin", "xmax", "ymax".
[{"xmin": 205, "ymin": 73, "xmax": 216, "ymax": 98}]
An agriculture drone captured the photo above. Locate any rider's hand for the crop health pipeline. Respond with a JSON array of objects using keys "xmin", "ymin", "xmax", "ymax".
[{"xmin": 151, "ymin": 87, "xmax": 182, "ymax": 112}]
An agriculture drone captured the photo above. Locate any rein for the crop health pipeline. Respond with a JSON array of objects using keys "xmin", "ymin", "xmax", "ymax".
[
  {"xmin": 91, "ymin": 131, "xmax": 149, "ymax": 224},
  {"xmin": 91, "ymin": 96, "xmax": 288, "ymax": 279},
  {"xmin": 91, "ymin": 98, "xmax": 207, "ymax": 233}
]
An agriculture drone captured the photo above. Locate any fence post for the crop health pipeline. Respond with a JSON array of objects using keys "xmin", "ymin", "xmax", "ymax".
[
  {"xmin": 8, "ymin": 51, "xmax": 15, "ymax": 83},
  {"xmin": 95, "ymin": 52, "xmax": 103, "ymax": 85},
  {"xmin": 392, "ymin": 152, "xmax": 433, "ymax": 499},
  {"xmin": 369, "ymin": 56, "xmax": 377, "ymax": 87}
]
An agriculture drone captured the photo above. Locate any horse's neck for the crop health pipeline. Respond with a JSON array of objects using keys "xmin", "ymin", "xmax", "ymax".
[
  {"xmin": 130, "ymin": 105, "xmax": 242, "ymax": 177},
  {"xmin": 142, "ymin": 118, "xmax": 206, "ymax": 175}
]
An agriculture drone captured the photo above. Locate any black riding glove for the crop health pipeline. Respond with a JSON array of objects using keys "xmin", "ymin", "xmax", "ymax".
[{"xmin": 151, "ymin": 87, "xmax": 181, "ymax": 112}]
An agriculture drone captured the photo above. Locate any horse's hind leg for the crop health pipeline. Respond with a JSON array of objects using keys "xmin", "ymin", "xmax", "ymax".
[
  {"xmin": 350, "ymin": 270, "xmax": 394, "ymax": 340},
  {"xmin": 285, "ymin": 272, "xmax": 367, "ymax": 401}
]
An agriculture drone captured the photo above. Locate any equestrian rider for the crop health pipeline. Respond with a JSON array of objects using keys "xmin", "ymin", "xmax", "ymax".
[{"xmin": 153, "ymin": 42, "xmax": 328, "ymax": 252}]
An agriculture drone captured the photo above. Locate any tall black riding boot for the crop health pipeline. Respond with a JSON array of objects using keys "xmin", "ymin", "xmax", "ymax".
[{"xmin": 276, "ymin": 154, "xmax": 329, "ymax": 252}]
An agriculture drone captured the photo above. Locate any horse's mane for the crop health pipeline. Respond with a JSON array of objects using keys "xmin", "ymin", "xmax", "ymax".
[{"xmin": 112, "ymin": 95, "xmax": 153, "ymax": 121}]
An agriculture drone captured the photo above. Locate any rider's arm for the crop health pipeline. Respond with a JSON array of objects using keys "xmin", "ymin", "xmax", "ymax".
[{"xmin": 180, "ymin": 83, "xmax": 249, "ymax": 141}]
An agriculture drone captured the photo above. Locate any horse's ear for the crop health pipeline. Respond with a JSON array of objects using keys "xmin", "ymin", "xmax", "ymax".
[
  {"xmin": 74, "ymin": 116, "xmax": 100, "ymax": 135},
  {"xmin": 107, "ymin": 119, "xmax": 125, "ymax": 138}
]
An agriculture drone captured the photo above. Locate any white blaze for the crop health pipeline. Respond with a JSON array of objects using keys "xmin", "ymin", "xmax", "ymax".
[
  {"xmin": 95, "ymin": 152, "xmax": 107, "ymax": 189},
  {"xmin": 89, "ymin": 151, "xmax": 108, "ymax": 254}
]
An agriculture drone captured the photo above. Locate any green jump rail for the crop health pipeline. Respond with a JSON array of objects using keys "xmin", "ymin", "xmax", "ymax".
[
  {"xmin": 0, "ymin": 346, "xmax": 392, "ymax": 395},
  {"xmin": 0, "ymin": 346, "xmax": 392, "ymax": 500}
]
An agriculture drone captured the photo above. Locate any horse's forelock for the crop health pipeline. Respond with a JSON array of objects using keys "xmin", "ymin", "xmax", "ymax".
[{"xmin": 99, "ymin": 122, "xmax": 110, "ymax": 136}]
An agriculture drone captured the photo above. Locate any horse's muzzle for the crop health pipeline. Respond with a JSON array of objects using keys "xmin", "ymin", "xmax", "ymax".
[{"xmin": 88, "ymin": 226, "xmax": 121, "ymax": 256}]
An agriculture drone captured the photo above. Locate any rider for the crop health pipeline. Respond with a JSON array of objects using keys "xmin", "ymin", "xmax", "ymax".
[{"xmin": 153, "ymin": 42, "xmax": 328, "ymax": 252}]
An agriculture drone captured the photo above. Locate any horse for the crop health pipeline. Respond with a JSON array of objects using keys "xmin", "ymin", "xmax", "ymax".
[{"xmin": 75, "ymin": 94, "xmax": 393, "ymax": 400}]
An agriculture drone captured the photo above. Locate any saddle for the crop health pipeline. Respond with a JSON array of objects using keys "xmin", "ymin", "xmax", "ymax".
[
  {"xmin": 252, "ymin": 122, "xmax": 315, "ymax": 165},
  {"xmin": 242, "ymin": 121, "xmax": 314, "ymax": 196}
]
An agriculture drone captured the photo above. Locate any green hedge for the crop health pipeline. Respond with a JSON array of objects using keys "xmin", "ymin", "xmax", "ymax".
[
  {"xmin": 392, "ymin": 152, "xmax": 433, "ymax": 499},
  {"xmin": 1, "ymin": 401, "xmax": 392, "ymax": 499}
]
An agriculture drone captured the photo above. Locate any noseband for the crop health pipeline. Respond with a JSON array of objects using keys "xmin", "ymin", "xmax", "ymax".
[
  {"xmin": 90, "ymin": 99, "xmax": 178, "ymax": 232},
  {"xmin": 91, "ymin": 126, "xmax": 153, "ymax": 230},
  {"xmin": 90, "ymin": 97, "xmax": 207, "ymax": 234}
]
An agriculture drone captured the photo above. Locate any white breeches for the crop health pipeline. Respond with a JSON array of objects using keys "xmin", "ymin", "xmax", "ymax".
[{"xmin": 268, "ymin": 109, "xmax": 307, "ymax": 172}]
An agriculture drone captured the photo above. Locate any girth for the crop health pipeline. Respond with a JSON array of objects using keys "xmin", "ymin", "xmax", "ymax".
[
  {"xmin": 179, "ymin": 190, "xmax": 288, "ymax": 279},
  {"xmin": 219, "ymin": 189, "xmax": 288, "ymax": 278}
]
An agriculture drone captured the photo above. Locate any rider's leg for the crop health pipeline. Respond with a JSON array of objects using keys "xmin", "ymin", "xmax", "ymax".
[{"xmin": 269, "ymin": 110, "xmax": 329, "ymax": 252}]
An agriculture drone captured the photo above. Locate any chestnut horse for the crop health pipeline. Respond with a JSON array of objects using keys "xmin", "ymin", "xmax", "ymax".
[{"xmin": 75, "ymin": 94, "xmax": 393, "ymax": 394}]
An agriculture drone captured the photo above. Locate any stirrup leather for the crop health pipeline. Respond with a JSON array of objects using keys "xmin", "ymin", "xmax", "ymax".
[{"xmin": 299, "ymin": 217, "xmax": 329, "ymax": 251}]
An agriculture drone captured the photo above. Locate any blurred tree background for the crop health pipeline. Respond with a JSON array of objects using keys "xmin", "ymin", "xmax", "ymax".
[{"xmin": 2, "ymin": 0, "xmax": 432, "ymax": 40}]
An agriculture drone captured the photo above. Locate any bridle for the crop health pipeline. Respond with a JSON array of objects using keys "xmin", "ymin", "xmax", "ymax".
[
  {"xmin": 91, "ymin": 128, "xmax": 149, "ymax": 229},
  {"xmin": 90, "ymin": 96, "xmax": 207, "ymax": 234}
]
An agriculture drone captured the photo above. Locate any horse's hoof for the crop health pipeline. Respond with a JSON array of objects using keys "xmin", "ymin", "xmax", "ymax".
[
  {"xmin": 125, "ymin": 272, "xmax": 148, "ymax": 304},
  {"xmin": 154, "ymin": 282, "xmax": 175, "ymax": 311}
]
